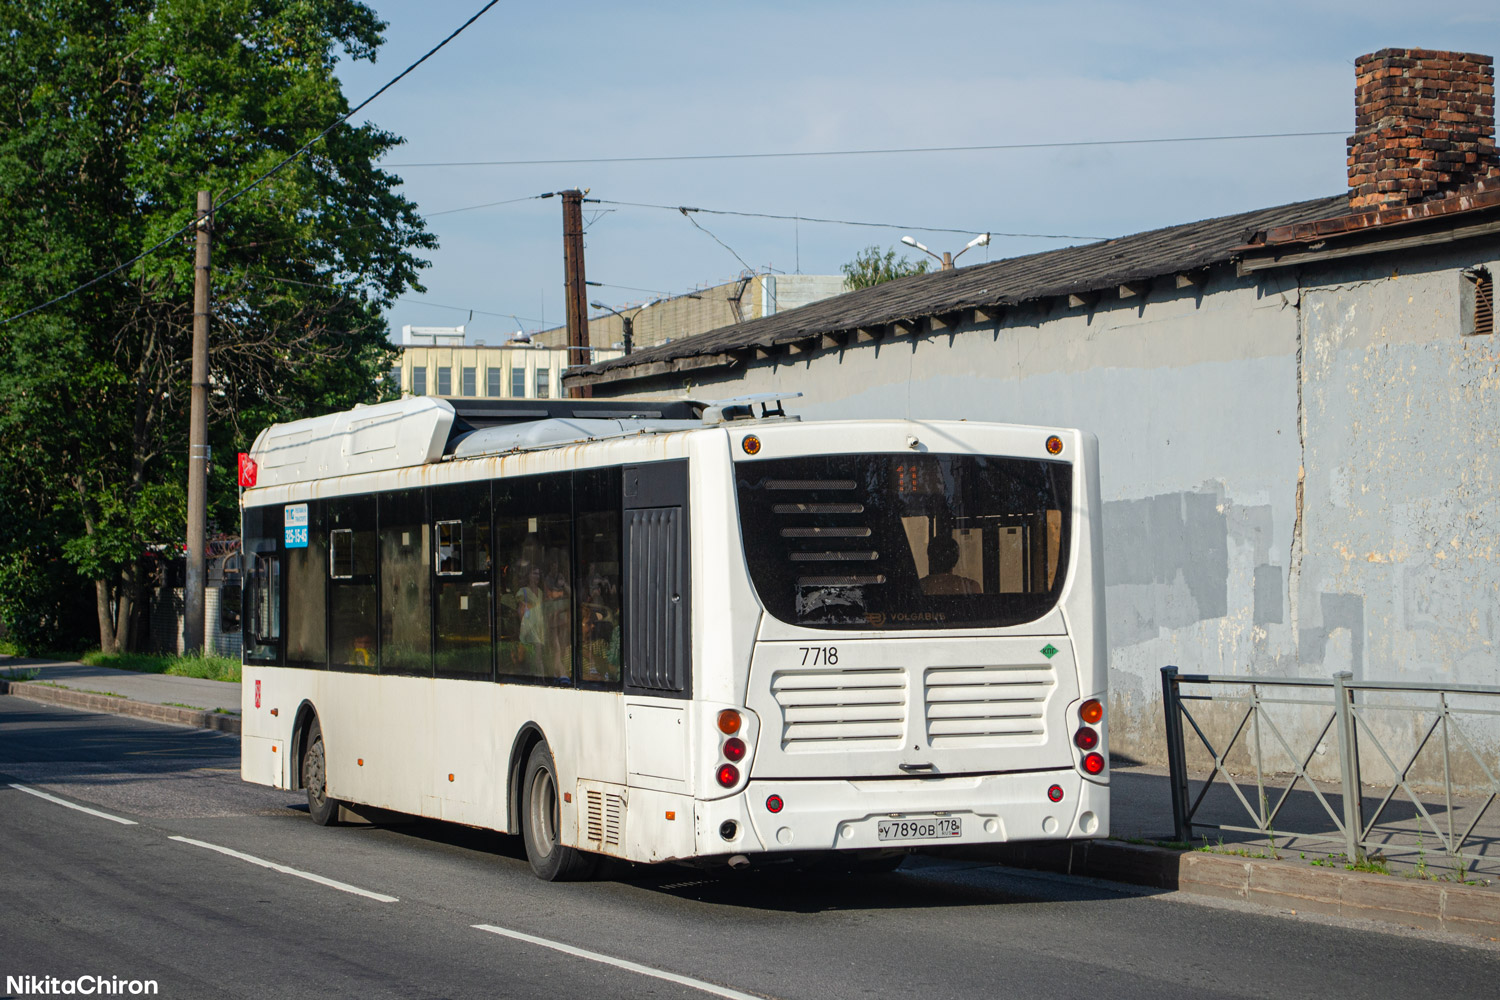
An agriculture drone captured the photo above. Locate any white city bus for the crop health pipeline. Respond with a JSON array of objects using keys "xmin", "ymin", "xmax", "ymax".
[{"xmin": 239, "ymin": 393, "xmax": 1107, "ymax": 880}]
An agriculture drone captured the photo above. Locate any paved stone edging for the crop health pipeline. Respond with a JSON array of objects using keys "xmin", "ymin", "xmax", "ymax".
[
  {"xmin": 959, "ymin": 839, "xmax": 1500, "ymax": 939},
  {"xmin": 0, "ymin": 678, "xmax": 241, "ymax": 735}
]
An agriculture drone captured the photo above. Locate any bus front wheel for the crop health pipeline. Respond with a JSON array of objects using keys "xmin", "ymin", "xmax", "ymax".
[
  {"xmin": 521, "ymin": 741, "xmax": 597, "ymax": 881},
  {"xmin": 302, "ymin": 719, "xmax": 342, "ymax": 827}
]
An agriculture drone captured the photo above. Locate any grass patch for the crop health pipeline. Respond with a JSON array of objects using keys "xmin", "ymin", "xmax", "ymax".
[
  {"xmin": 1307, "ymin": 851, "xmax": 1392, "ymax": 875},
  {"xmin": 164, "ymin": 702, "xmax": 206, "ymax": 711},
  {"xmin": 82, "ymin": 650, "xmax": 240, "ymax": 684},
  {"xmin": 0, "ymin": 667, "xmax": 41, "ymax": 682}
]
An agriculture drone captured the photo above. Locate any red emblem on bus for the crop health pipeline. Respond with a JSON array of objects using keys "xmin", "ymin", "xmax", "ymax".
[
  {"xmin": 238, "ymin": 453, "xmax": 258, "ymax": 488},
  {"xmin": 254, "ymin": 679, "xmax": 261, "ymax": 709}
]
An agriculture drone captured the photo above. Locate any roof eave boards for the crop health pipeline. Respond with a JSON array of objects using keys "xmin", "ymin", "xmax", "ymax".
[{"xmin": 249, "ymin": 396, "xmax": 455, "ymax": 487}]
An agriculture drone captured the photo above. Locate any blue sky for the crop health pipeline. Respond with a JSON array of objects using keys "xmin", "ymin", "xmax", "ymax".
[{"xmin": 333, "ymin": 1, "xmax": 1500, "ymax": 343}]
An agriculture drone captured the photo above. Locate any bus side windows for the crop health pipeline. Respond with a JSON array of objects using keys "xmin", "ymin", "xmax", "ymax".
[
  {"xmin": 248, "ymin": 551, "xmax": 281, "ymax": 656},
  {"xmin": 242, "ymin": 505, "xmax": 283, "ymax": 664},
  {"xmin": 435, "ymin": 520, "xmax": 463, "ymax": 575},
  {"xmin": 496, "ymin": 477, "xmax": 574, "ymax": 685},
  {"xmin": 433, "ymin": 484, "xmax": 493, "ymax": 680},
  {"xmin": 379, "ymin": 490, "xmax": 432, "ymax": 677}
]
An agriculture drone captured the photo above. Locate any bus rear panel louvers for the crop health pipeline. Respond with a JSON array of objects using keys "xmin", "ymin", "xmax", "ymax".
[
  {"xmin": 772, "ymin": 667, "xmax": 907, "ymax": 750},
  {"xmin": 923, "ymin": 664, "xmax": 1055, "ymax": 747},
  {"xmin": 584, "ymin": 789, "xmax": 624, "ymax": 848}
]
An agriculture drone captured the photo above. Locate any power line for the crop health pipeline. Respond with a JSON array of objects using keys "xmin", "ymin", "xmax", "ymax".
[
  {"xmin": 383, "ymin": 130, "xmax": 1346, "ymax": 169},
  {"xmin": 0, "ymin": 0, "xmax": 504, "ymax": 328},
  {"xmin": 588, "ymin": 281, "xmax": 673, "ymax": 297},
  {"xmin": 591, "ymin": 198, "xmax": 1103, "ymax": 241},
  {"xmin": 250, "ymin": 272, "xmax": 547, "ymax": 327},
  {"xmin": 677, "ymin": 209, "xmax": 758, "ymax": 279},
  {"xmin": 400, "ymin": 298, "xmax": 546, "ymax": 326},
  {"xmin": 238, "ymin": 192, "xmax": 549, "ymax": 249}
]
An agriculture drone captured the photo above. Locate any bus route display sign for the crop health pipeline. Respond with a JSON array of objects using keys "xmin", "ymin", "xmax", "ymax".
[{"xmin": 284, "ymin": 503, "xmax": 309, "ymax": 549}]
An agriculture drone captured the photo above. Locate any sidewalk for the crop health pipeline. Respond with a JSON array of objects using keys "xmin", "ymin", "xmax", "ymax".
[
  {"xmin": 1112, "ymin": 764, "xmax": 1500, "ymax": 882},
  {"xmin": 3, "ymin": 652, "xmax": 1497, "ymax": 938},
  {"xmin": 0, "ymin": 653, "xmax": 241, "ymax": 731}
]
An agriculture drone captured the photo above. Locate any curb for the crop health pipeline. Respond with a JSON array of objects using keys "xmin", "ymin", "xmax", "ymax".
[
  {"xmin": 0, "ymin": 678, "xmax": 241, "ymax": 735},
  {"xmin": 948, "ymin": 840, "xmax": 1500, "ymax": 940}
]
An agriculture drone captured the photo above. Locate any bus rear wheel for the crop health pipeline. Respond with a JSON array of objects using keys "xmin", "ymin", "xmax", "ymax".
[
  {"xmin": 302, "ymin": 719, "xmax": 342, "ymax": 827},
  {"xmin": 521, "ymin": 741, "xmax": 597, "ymax": 881}
]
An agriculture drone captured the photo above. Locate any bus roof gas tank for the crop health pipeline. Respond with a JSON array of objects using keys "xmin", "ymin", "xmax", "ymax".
[{"xmin": 247, "ymin": 396, "xmax": 456, "ymax": 488}]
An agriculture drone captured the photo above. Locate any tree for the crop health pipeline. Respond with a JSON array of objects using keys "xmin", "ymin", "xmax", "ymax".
[
  {"xmin": 840, "ymin": 245, "xmax": 931, "ymax": 290},
  {"xmin": 0, "ymin": 0, "xmax": 435, "ymax": 653}
]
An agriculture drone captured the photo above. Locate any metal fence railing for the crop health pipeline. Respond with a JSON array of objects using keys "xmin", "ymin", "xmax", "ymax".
[{"xmin": 1161, "ymin": 666, "xmax": 1500, "ymax": 863}]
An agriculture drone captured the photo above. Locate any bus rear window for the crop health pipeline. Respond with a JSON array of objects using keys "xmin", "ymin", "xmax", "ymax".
[{"xmin": 736, "ymin": 453, "xmax": 1070, "ymax": 630}]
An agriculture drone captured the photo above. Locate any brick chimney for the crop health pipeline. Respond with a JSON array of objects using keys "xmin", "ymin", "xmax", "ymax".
[{"xmin": 1347, "ymin": 48, "xmax": 1499, "ymax": 211}]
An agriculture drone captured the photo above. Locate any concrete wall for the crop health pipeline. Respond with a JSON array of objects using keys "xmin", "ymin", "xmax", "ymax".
[{"xmin": 594, "ymin": 238, "xmax": 1500, "ymax": 776}]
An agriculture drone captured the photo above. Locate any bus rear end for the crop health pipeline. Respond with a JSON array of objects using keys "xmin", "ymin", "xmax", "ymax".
[{"xmin": 694, "ymin": 419, "xmax": 1105, "ymax": 860}]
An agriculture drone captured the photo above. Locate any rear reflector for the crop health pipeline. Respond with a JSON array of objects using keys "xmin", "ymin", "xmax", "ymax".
[
  {"xmin": 1047, "ymin": 784, "xmax": 1064, "ymax": 802},
  {"xmin": 1082, "ymin": 752, "xmax": 1105, "ymax": 775},
  {"xmin": 766, "ymin": 794, "xmax": 784, "ymax": 813}
]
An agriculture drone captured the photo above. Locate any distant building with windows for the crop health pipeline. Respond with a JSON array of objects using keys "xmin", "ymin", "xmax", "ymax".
[{"xmin": 391, "ymin": 325, "xmax": 621, "ymax": 400}]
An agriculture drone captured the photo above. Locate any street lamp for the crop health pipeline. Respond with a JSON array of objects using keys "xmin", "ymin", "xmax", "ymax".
[
  {"xmin": 590, "ymin": 293, "xmax": 701, "ymax": 355},
  {"xmin": 901, "ymin": 233, "xmax": 990, "ymax": 271},
  {"xmin": 589, "ymin": 298, "xmax": 659, "ymax": 356}
]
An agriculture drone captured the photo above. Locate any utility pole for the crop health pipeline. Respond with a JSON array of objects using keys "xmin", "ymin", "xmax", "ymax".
[
  {"xmin": 183, "ymin": 191, "xmax": 212, "ymax": 654},
  {"xmin": 560, "ymin": 189, "xmax": 591, "ymax": 398}
]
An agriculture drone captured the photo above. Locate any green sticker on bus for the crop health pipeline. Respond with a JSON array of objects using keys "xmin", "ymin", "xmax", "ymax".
[{"xmin": 1041, "ymin": 643, "xmax": 1058, "ymax": 659}]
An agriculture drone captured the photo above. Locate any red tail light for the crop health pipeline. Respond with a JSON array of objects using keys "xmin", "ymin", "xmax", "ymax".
[
  {"xmin": 1082, "ymin": 752, "xmax": 1106, "ymax": 775},
  {"xmin": 1074, "ymin": 727, "xmax": 1099, "ymax": 750},
  {"xmin": 716, "ymin": 763, "xmax": 740, "ymax": 787},
  {"xmin": 722, "ymin": 737, "xmax": 746, "ymax": 762}
]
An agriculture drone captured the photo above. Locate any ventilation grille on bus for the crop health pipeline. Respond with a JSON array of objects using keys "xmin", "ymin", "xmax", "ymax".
[
  {"xmin": 584, "ymin": 789, "xmax": 624, "ymax": 848},
  {"xmin": 772, "ymin": 667, "xmax": 907, "ymax": 750},
  {"xmin": 923, "ymin": 664, "xmax": 1055, "ymax": 747}
]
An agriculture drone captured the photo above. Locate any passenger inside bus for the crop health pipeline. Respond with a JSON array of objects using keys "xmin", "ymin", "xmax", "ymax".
[{"xmin": 921, "ymin": 534, "xmax": 980, "ymax": 596}]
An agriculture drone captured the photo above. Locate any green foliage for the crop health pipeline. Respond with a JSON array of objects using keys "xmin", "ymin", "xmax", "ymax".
[
  {"xmin": 841, "ymin": 245, "xmax": 932, "ymax": 290},
  {"xmin": 82, "ymin": 649, "xmax": 241, "ymax": 683},
  {"xmin": 0, "ymin": 0, "xmax": 433, "ymax": 652}
]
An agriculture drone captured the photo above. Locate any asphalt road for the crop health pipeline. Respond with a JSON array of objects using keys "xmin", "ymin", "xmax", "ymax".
[{"xmin": 2, "ymin": 696, "xmax": 1497, "ymax": 1000}]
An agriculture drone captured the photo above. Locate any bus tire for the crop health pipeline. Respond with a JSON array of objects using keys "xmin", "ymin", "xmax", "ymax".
[
  {"xmin": 521, "ymin": 740, "xmax": 596, "ymax": 882},
  {"xmin": 302, "ymin": 719, "xmax": 341, "ymax": 827}
]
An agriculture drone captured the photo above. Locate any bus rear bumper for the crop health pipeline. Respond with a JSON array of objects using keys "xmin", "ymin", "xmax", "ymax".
[{"xmin": 702, "ymin": 769, "xmax": 1108, "ymax": 856}]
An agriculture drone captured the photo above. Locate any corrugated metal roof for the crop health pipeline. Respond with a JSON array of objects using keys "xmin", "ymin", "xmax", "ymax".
[{"xmin": 568, "ymin": 194, "xmax": 1350, "ymax": 382}]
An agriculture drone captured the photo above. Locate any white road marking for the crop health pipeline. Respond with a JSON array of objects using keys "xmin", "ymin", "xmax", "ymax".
[
  {"xmin": 473, "ymin": 923, "xmax": 771, "ymax": 1000},
  {"xmin": 9, "ymin": 783, "xmax": 138, "ymax": 825},
  {"xmin": 168, "ymin": 836, "xmax": 399, "ymax": 903}
]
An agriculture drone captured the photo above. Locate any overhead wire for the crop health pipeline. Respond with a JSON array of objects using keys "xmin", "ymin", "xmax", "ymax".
[
  {"xmin": 590, "ymin": 198, "xmax": 1104, "ymax": 241},
  {"xmin": 249, "ymin": 271, "xmax": 547, "ymax": 327},
  {"xmin": 237, "ymin": 192, "xmax": 550, "ymax": 250},
  {"xmin": 0, "ymin": 0, "xmax": 504, "ymax": 328},
  {"xmin": 382, "ymin": 130, "xmax": 1347, "ymax": 168},
  {"xmin": 677, "ymin": 209, "xmax": 759, "ymax": 281}
]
